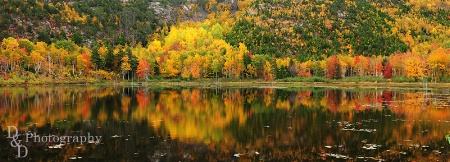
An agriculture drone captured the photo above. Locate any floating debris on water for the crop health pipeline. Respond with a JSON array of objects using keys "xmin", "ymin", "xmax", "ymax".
[
  {"xmin": 320, "ymin": 153, "xmax": 351, "ymax": 160},
  {"xmin": 355, "ymin": 156, "xmax": 384, "ymax": 161},
  {"xmin": 342, "ymin": 128, "xmax": 377, "ymax": 133},
  {"xmin": 48, "ymin": 144, "xmax": 65, "ymax": 149},
  {"xmin": 361, "ymin": 119, "xmax": 379, "ymax": 123},
  {"xmin": 413, "ymin": 144, "xmax": 421, "ymax": 148},
  {"xmin": 362, "ymin": 144, "xmax": 379, "ymax": 150},
  {"xmin": 111, "ymin": 135, "xmax": 122, "ymax": 138}
]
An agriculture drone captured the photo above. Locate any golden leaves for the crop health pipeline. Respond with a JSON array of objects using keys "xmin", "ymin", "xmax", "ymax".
[
  {"xmin": 263, "ymin": 60, "xmax": 274, "ymax": 80},
  {"xmin": 427, "ymin": 48, "xmax": 449, "ymax": 70},
  {"xmin": 120, "ymin": 56, "xmax": 131, "ymax": 72},
  {"xmin": 403, "ymin": 53, "xmax": 425, "ymax": 79}
]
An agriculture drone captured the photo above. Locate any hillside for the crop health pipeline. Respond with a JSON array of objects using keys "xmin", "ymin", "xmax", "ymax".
[
  {"xmin": 1, "ymin": 0, "xmax": 450, "ymax": 83},
  {"xmin": 227, "ymin": 0, "xmax": 410, "ymax": 60},
  {"xmin": 0, "ymin": 0, "xmax": 160, "ymax": 46}
]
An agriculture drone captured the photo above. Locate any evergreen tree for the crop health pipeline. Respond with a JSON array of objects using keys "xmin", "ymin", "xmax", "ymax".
[
  {"xmin": 90, "ymin": 43, "xmax": 104, "ymax": 70},
  {"xmin": 72, "ymin": 31, "xmax": 83, "ymax": 46},
  {"xmin": 114, "ymin": 46, "xmax": 126, "ymax": 72},
  {"xmin": 154, "ymin": 60, "xmax": 160, "ymax": 76},
  {"xmin": 104, "ymin": 43, "xmax": 115, "ymax": 71},
  {"xmin": 127, "ymin": 47, "xmax": 138, "ymax": 79}
]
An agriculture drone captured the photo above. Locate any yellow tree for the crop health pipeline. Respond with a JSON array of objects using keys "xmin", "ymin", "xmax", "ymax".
[
  {"xmin": 338, "ymin": 55, "xmax": 354, "ymax": 77},
  {"xmin": 45, "ymin": 44, "xmax": 64, "ymax": 76},
  {"xmin": 263, "ymin": 61, "xmax": 274, "ymax": 80},
  {"xmin": 98, "ymin": 45, "xmax": 108, "ymax": 58},
  {"xmin": 191, "ymin": 54, "xmax": 204, "ymax": 79},
  {"xmin": 148, "ymin": 40, "xmax": 163, "ymax": 53},
  {"xmin": 1, "ymin": 37, "xmax": 19, "ymax": 50},
  {"xmin": 390, "ymin": 53, "xmax": 405, "ymax": 76},
  {"xmin": 223, "ymin": 58, "xmax": 236, "ymax": 78},
  {"xmin": 199, "ymin": 54, "xmax": 209, "ymax": 77},
  {"xmin": 222, "ymin": 45, "xmax": 243, "ymax": 78},
  {"xmin": 208, "ymin": 53, "xmax": 224, "ymax": 78},
  {"xmin": 181, "ymin": 55, "xmax": 193, "ymax": 79},
  {"xmin": 427, "ymin": 48, "xmax": 449, "ymax": 82},
  {"xmin": 1, "ymin": 37, "xmax": 22, "ymax": 72},
  {"xmin": 246, "ymin": 64, "xmax": 257, "ymax": 78},
  {"xmin": 301, "ymin": 60, "xmax": 312, "ymax": 77},
  {"xmin": 29, "ymin": 51, "xmax": 44, "ymax": 74},
  {"xmin": 403, "ymin": 54, "xmax": 425, "ymax": 79},
  {"xmin": 319, "ymin": 60, "xmax": 328, "ymax": 76},
  {"xmin": 76, "ymin": 54, "xmax": 87, "ymax": 76},
  {"xmin": 357, "ymin": 56, "xmax": 371, "ymax": 76},
  {"xmin": 161, "ymin": 51, "xmax": 180, "ymax": 78},
  {"xmin": 121, "ymin": 56, "xmax": 131, "ymax": 80},
  {"xmin": 296, "ymin": 62, "xmax": 310, "ymax": 77}
]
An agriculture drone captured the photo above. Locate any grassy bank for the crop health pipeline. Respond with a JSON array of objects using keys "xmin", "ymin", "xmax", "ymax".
[{"xmin": 1, "ymin": 76, "xmax": 449, "ymax": 89}]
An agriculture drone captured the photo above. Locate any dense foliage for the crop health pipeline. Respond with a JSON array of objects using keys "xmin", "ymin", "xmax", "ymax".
[
  {"xmin": 1, "ymin": 0, "xmax": 450, "ymax": 83},
  {"xmin": 226, "ymin": 0, "xmax": 409, "ymax": 61},
  {"xmin": 0, "ymin": 0, "xmax": 159, "ymax": 46}
]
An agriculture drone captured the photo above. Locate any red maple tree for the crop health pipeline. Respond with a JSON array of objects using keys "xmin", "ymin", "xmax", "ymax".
[
  {"xmin": 384, "ymin": 61, "xmax": 393, "ymax": 79},
  {"xmin": 327, "ymin": 55, "xmax": 341, "ymax": 79}
]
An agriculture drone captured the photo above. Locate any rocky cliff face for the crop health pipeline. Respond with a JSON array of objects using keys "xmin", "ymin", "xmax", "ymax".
[
  {"xmin": 149, "ymin": 2, "xmax": 175, "ymax": 23},
  {"xmin": 149, "ymin": 0, "xmax": 238, "ymax": 23}
]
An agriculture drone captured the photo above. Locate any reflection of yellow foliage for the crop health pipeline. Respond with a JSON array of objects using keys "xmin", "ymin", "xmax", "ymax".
[
  {"xmin": 275, "ymin": 99, "xmax": 290, "ymax": 110},
  {"xmin": 121, "ymin": 96, "xmax": 131, "ymax": 112},
  {"xmin": 2, "ymin": 86, "xmax": 450, "ymax": 151},
  {"xmin": 263, "ymin": 89, "xmax": 274, "ymax": 106}
]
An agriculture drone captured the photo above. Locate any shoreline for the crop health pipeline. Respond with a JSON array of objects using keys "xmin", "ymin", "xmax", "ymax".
[{"xmin": 1, "ymin": 80, "xmax": 449, "ymax": 89}]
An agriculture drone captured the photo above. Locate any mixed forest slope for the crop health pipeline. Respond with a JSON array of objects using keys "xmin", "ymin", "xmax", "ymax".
[{"xmin": 0, "ymin": 0, "xmax": 450, "ymax": 82}]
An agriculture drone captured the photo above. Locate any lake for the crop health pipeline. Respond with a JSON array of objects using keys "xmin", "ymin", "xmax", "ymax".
[{"xmin": 0, "ymin": 85, "xmax": 449, "ymax": 161}]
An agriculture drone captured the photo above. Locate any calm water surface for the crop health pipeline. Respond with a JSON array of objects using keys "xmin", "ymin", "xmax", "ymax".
[{"xmin": 0, "ymin": 85, "xmax": 449, "ymax": 161}]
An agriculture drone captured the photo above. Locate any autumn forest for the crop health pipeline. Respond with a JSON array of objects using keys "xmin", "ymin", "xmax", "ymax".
[{"xmin": 1, "ymin": 0, "xmax": 450, "ymax": 84}]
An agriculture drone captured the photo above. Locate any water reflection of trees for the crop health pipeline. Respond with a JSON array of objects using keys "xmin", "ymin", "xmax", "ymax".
[{"xmin": 0, "ymin": 87, "xmax": 449, "ymax": 160}]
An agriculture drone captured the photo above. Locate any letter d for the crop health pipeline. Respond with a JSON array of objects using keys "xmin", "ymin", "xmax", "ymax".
[
  {"xmin": 7, "ymin": 126, "xmax": 18, "ymax": 138},
  {"xmin": 17, "ymin": 145, "xmax": 28, "ymax": 158}
]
